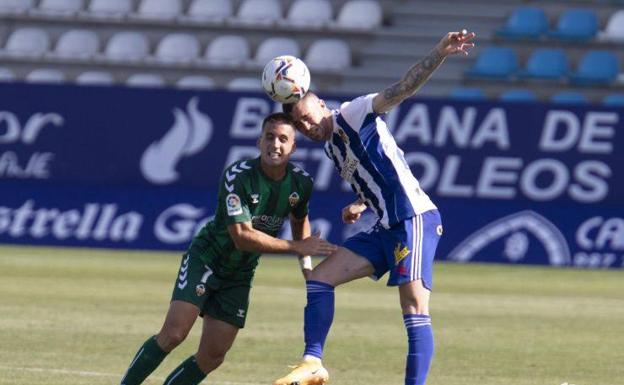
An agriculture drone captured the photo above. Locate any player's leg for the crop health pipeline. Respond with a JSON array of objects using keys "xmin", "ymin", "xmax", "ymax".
[
  {"xmin": 119, "ymin": 253, "xmax": 206, "ymax": 385},
  {"xmin": 393, "ymin": 211, "xmax": 442, "ymax": 385},
  {"xmin": 161, "ymin": 315, "xmax": 239, "ymax": 385}
]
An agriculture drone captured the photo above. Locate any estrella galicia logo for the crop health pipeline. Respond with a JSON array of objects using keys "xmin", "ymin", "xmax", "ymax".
[
  {"xmin": 140, "ymin": 97, "xmax": 213, "ymax": 184},
  {"xmin": 448, "ymin": 210, "xmax": 571, "ymax": 266}
]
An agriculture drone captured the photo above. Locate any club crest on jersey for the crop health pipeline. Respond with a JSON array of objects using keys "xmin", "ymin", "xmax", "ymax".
[
  {"xmin": 436, "ymin": 225, "xmax": 444, "ymax": 236},
  {"xmin": 226, "ymin": 193, "xmax": 243, "ymax": 216},
  {"xmin": 288, "ymin": 192, "xmax": 300, "ymax": 207},
  {"xmin": 250, "ymin": 193, "xmax": 260, "ymax": 204},
  {"xmin": 195, "ymin": 284, "xmax": 206, "ymax": 296},
  {"xmin": 394, "ymin": 243, "xmax": 410, "ymax": 265},
  {"xmin": 338, "ymin": 128, "xmax": 349, "ymax": 144}
]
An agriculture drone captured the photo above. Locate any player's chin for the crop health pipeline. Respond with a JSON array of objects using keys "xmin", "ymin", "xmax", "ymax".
[{"xmin": 261, "ymin": 154, "xmax": 288, "ymax": 167}]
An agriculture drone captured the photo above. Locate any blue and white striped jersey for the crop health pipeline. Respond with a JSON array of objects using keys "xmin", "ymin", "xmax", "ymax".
[{"xmin": 324, "ymin": 94, "xmax": 436, "ymax": 228}]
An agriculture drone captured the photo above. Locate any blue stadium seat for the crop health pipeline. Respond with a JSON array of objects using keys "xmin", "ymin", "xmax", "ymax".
[
  {"xmin": 450, "ymin": 87, "xmax": 486, "ymax": 100},
  {"xmin": 465, "ymin": 47, "xmax": 518, "ymax": 79},
  {"xmin": 548, "ymin": 9, "xmax": 598, "ymax": 41},
  {"xmin": 518, "ymin": 49, "xmax": 569, "ymax": 80},
  {"xmin": 496, "ymin": 7, "xmax": 549, "ymax": 39},
  {"xmin": 570, "ymin": 50, "xmax": 619, "ymax": 85},
  {"xmin": 550, "ymin": 91, "xmax": 588, "ymax": 105},
  {"xmin": 602, "ymin": 93, "xmax": 624, "ymax": 106},
  {"xmin": 499, "ymin": 89, "xmax": 537, "ymax": 102}
]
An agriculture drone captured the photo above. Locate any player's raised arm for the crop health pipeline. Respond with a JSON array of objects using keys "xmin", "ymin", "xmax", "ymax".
[{"xmin": 372, "ymin": 30, "xmax": 476, "ymax": 114}]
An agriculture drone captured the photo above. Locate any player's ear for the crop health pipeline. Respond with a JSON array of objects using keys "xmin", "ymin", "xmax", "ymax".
[{"xmin": 256, "ymin": 136, "xmax": 261, "ymax": 148}]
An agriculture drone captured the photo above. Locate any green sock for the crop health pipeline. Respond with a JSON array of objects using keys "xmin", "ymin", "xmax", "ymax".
[
  {"xmin": 162, "ymin": 356, "xmax": 207, "ymax": 385},
  {"xmin": 120, "ymin": 335, "xmax": 168, "ymax": 385}
]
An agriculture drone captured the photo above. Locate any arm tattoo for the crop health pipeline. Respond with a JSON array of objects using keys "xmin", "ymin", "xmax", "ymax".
[{"xmin": 379, "ymin": 49, "xmax": 445, "ymax": 111}]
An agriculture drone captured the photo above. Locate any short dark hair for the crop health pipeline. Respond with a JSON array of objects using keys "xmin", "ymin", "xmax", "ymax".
[
  {"xmin": 282, "ymin": 103, "xmax": 294, "ymax": 115},
  {"xmin": 261, "ymin": 112, "xmax": 296, "ymax": 132}
]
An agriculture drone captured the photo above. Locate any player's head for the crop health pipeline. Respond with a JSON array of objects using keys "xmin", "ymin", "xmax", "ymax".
[
  {"xmin": 258, "ymin": 112, "xmax": 297, "ymax": 168},
  {"xmin": 282, "ymin": 92, "xmax": 333, "ymax": 142}
]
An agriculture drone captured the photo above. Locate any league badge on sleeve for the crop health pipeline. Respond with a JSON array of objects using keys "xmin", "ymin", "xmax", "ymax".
[
  {"xmin": 288, "ymin": 192, "xmax": 300, "ymax": 207},
  {"xmin": 226, "ymin": 193, "xmax": 243, "ymax": 216}
]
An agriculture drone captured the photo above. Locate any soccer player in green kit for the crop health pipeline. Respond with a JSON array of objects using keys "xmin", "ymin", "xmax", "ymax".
[{"xmin": 119, "ymin": 112, "xmax": 337, "ymax": 385}]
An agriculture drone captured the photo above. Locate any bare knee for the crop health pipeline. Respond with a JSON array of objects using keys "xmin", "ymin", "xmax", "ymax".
[
  {"xmin": 400, "ymin": 294, "xmax": 429, "ymax": 315},
  {"xmin": 195, "ymin": 350, "xmax": 227, "ymax": 374},
  {"xmin": 156, "ymin": 327, "xmax": 189, "ymax": 352}
]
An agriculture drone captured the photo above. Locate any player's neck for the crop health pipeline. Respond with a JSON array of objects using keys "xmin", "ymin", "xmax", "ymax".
[{"xmin": 259, "ymin": 161, "xmax": 287, "ymax": 181}]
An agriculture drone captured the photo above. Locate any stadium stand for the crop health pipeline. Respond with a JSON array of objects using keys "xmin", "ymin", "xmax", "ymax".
[
  {"xmin": 0, "ymin": 67, "xmax": 16, "ymax": 81},
  {"xmin": 602, "ymin": 93, "xmax": 624, "ymax": 106},
  {"xmin": 255, "ymin": 37, "xmax": 301, "ymax": 65},
  {"xmin": 283, "ymin": 0, "xmax": 332, "ymax": 28},
  {"xmin": 50, "ymin": 29, "xmax": 100, "ymax": 60},
  {"xmin": 495, "ymin": 6, "xmax": 549, "ymax": 39},
  {"xmin": 102, "ymin": 31, "xmax": 150, "ymax": 62},
  {"xmin": 176, "ymin": 75, "xmax": 217, "ymax": 89},
  {"xmin": 33, "ymin": 0, "xmax": 84, "ymax": 17},
  {"xmin": 152, "ymin": 33, "xmax": 200, "ymax": 64},
  {"xmin": 334, "ymin": 0, "xmax": 383, "ymax": 30},
  {"xmin": 550, "ymin": 91, "xmax": 589, "ymax": 104},
  {"xmin": 0, "ymin": 0, "xmax": 34, "ymax": 15},
  {"xmin": 465, "ymin": 47, "xmax": 518, "ymax": 79},
  {"xmin": 26, "ymin": 68, "xmax": 66, "ymax": 83},
  {"xmin": 132, "ymin": 0, "xmax": 181, "ymax": 21},
  {"xmin": 570, "ymin": 50, "xmax": 620, "ymax": 85},
  {"xmin": 75, "ymin": 70, "xmax": 114, "ymax": 85},
  {"xmin": 235, "ymin": 0, "xmax": 282, "ymax": 26},
  {"xmin": 597, "ymin": 9, "xmax": 624, "ymax": 42},
  {"xmin": 518, "ymin": 48, "xmax": 569, "ymax": 81},
  {"xmin": 449, "ymin": 86, "xmax": 486, "ymax": 100},
  {"xmin": 85, "ymin": 0, "xmax": 133, "ymax": 20},
  {"xmin": 499, "ymin": 89, "xmax": 537, "ymax": 102},
  {"xmin": 126, "ymin": 73, "xmax": 165, "ymax": 87},
  {"xmin": 182, "ymin": 0, "xmax": 233, "ymax": 23},
  {"xmin": 227, "ymin": 76, "xmax": 263, "ymax": 90},
  {"xmin": 204, "ymin": 35, "xmax": 250, "ymax": 66},
  {"xmin": 547, "ymin": 8, "xmax": 598, "ymax": 41},
  {"xmin": 1, "ymin": 27, "xmax": 51, "ymax": 58},
  {"xmin": 305, "ymin": 39, "xmax": 351, "ymax": 71}
]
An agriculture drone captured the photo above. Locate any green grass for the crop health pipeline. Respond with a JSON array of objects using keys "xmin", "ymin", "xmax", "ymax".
[{"xmin": 0, "ymin": 246, "xmax": 623, "ymax": 385}]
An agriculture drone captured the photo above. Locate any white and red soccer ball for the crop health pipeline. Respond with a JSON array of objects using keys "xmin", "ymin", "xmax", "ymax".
[{"xmin": 262, "ymin": 55, "xmax": 311, "ymax": 104}]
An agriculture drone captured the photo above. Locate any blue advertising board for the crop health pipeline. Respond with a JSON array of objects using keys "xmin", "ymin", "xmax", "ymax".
[{"xmin": 1, "ymin": 83, "xmax": 622, "ymax": 268}]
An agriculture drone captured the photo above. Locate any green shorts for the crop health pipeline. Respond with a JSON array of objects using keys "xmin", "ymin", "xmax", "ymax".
[{"xmin": 171, "ymin": 252, "xmax": 251, "ymax": 328}]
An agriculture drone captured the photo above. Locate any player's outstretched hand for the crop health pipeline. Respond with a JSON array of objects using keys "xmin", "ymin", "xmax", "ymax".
[
  {"xmin": 294, "ymin": 233, "xmax": 337, "ymax": 257},
  {"xmin": 436, "ymin": 30, "xmax": 476, "ymax": 57},
  {"xmin": 342, "ymin": 201, "xmax": 367, "ymax": 224}
]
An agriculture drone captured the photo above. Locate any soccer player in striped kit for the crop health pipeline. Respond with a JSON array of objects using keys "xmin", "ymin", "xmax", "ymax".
[{"xmin": 275, "ymin": 30, "xmax": 476, "ymax": 385}]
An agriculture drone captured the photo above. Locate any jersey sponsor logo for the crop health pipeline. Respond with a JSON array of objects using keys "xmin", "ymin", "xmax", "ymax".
[
  {"xmin": 141, "ymin": 97, "xmax": 213, "ymax": 185},
  {"xmin": 338, "ymin": 128, "xmax": 349, "ymax": 144},
  {"xmin": 447, "ymin": 210, "xmax": 571, "ymax": 266},
  {"xmin": 252, "ymin": 215, "xmax": 284, "ymax": 232},
  {"xmin": 226, "ymin": 193, "xmax": 243, "ymax": 216},
  {"xmin": 288, "ymin": 192, "xmax": 300, "ymax": 207},
  {"xmin": 340, "ymin": 156, "xmax": 359, "ymax": 181},
  {"xmin": 250, "ymin": 193, "xmax": 259, "ymax": 204},
  {"xmin": 394, "ymin": 243, "xmax": 410, "ymax": 265}
]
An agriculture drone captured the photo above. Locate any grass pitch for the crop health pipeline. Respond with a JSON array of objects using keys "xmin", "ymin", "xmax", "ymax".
[{"xmin": 0, "ymin": 246, "xmax": 622, "ymax": 385}]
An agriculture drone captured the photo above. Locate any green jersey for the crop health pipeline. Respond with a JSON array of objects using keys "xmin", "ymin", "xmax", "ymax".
[{"xmin": 189, "ymin": 157, "xmax": 314, "ymax": 280}]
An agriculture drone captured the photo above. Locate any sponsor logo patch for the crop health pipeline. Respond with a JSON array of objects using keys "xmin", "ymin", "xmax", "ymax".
[
  {"xmin": 394, "ymin": 243, "xmax": 410, "ymax": 265},
  {"xmin": 226, "ymin": 193, "xmax": 243, "ymax": 216},
  {"xmin": 195, "ymin": 284, "xmax": 205, "ymax": 296},
  {"xmin": 250, "ymin": 193, "xmax": 259, "ymax": 204},
  {"xmin": 288, "ymin": 192, "xmax": 300, "ymax": 207}
]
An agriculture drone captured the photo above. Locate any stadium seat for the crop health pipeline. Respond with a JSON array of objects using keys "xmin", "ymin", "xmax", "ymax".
[
  {"xmin": 449, "ymin": 87, "xmax": 486, "ymax": 100},
  {"xmin": 0, "ymin": 67, "xmax": 16, "ymax": 81},
  {"xmin": 305, "ymin": 39, "xmax": 351, "ymax": 71},
  {"xmin": 133, "ymin": 0, "xmax": 181, "ymax": 20},
  {"xmin": 25, "ymin": 68, "xmax": 66, "ymax": 83},
  {"xmin": 86, "ymin": 0, "xmax": 132, "ymax": 19},
  {"xmin": 34, "ymin": 0, "xmax": 83, "ymax": 16},
  {"xmin": 284, "ymin": 0, "xmax": 332, "ymax": 27},
  {"xmin": 518, "ymin": 48, "xmax": 569, "ymax": 80},
  {"xmin": 176, "ymin": 75, "xmax": 217, "ymax": 89},
  {"xmin": 50, "ymin": 29, "xmax": 99, "ymax": 60},
  {"xmin": 548, "ymin": 9, "xmax": 598, "ymax": 41},
  {"xmin": 227, "ymin": 77, "xmax": 263, "ymax": 91},
  {"xmin": 465, "ymin": 47, "xmax": 518, "ymax": 79},
  {"xmin": 153, "ymin": 33, "xmax": 200, "ymax": 63},
  {"xmin": 499, "ymin": 89, "xmax": 537, "ymax": 102},
  {"xmin": 0, "ymin": 0, "xmax": 34, "ymax": 15},
  {"xmin": 235, "ymin": 0, "xmax": 282, "ymax": 26},
  {"xmin": 204, "ymin": 35, "xmax": 250, "ymax": 66},
  {"xmin": 184, "ymin": 0, "xmax": 233, "ymax": 23},
  {"xmin": 126, "ymin": 73, "xmax": 165, "ymax": 87},
  {"xmin": 103, "ymin": 32, "xmax": 150, "ymax": 62},
  {"xmin": 597, "ymin": 10, "xmax": 624, "ymax": 42},
  {"xmin": 570, "ymin": 50, "xmax": 619, "ymax": 85},
  {"xmin": 602, "ymin": 93, "xmax": 624, "ymax": 106},
  {"xmin": 255, "ymin": 37, "xmax": 301, "ymax": 65},
  {"xmin": 335, "ymin": 0, "xmax": 382, "ymax": 30},
  {"xmin": 1, "ymin": 28, "xmax": 51, "ymax": 58},
  {"xmin": 496, "ymin": 6, "xmax": 549, "ymax": 39},
  {"xmin": 76, "ymin": 71, "xmax": 114, "ymax": 85},
  {"xmin": 550, "ymin": 91, "xmax": 588, "ymax": 105}
]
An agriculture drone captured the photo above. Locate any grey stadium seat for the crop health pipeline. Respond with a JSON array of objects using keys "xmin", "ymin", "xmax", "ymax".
[
  {"xmin": 255, "ymin": 37, "xmax": 301, "ymax": 65},
  {"xmin": 0, "ymin": 0, "xmax": 34, "ymax": 15},
  {"xmin": 0, "ymin": 67, "xmax": 17, "ymax": 82},
  {"xmin": 26, "ymin": 68, "xmax": 66, "ymax": 83},
  {"xmin": 133, "ymin": 0, "xmax": 181, "ymax": 20},
  {"xmin": 34, "ymin": 0, "xmax": 84, "ymax": 16},
  {"xmin": 126, "ymin": 73, "xmax": 166, "ymax": 87},
  {"xmin": 76, "ymin": 71, "xmax": 115, "ymax": 85},
  {"xmin": 103, "ymin": 31, "xmax": 150, "ymax": 62},
  {"xmin": 227, "ymin": 77, "xmax": 263, "ymax": 91},
  {"xmin": 235, "ymin": 0, "xmax": 282, "ymax": 26},
  {"xmin": 1, "ymin": 28, "xmax": 51, "ymax": 58},
  {"xmin": 183, "ymin": 0, "xmax": 233, "ymax": 23},
  {"xmin": 598, "ymin": 10, "xmax": 624, "ymax": 42},
  {"xmin": 283, "ymin": 0, "xmax": 332, "ymax": 27},
  {"xmin": 86, "ymin": 0, "xmax": 132, "ymax": 20},
  {"xmin": 50, "ymin": 29, "xmax": 99, "ymax": 60},
  {"xmin": 153, "ymin": 33, "xmax": 200, "ymax": 63},
  {"xmin": 176, "ymin": 75, "xmax": 217, "ymax": 89},
  {"xmin": 204, "ymin": 35, "xmax": 250, "ymax": 66},
  {"xmin": 335, "ymin": 0, "xmax": 382, "ymax": 30},
  {"xmin": 305, "ymin": 39, "xmax": 351, "ymax": 71}
]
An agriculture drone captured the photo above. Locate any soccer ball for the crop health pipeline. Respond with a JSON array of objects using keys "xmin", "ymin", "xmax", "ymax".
[{"xmin": 262, "ymin": 55, "xmax": 311, "ymax": 104}]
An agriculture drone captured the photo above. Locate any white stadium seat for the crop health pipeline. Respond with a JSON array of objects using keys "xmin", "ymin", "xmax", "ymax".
[
  {"xmin": 104, "ymin": 32, "xmax": 150, "ymax": 62},
  {"xmin": 235, "ymin": 0, "xmax": 282, "ymax": 25},
  {"xmin": 335, "ymin": 0, "xmax": 382, "ymax": 30},
  {"xmin": 204, "ymin": 35, "xmax": 250, "ymax": 65},
  {"xmin": 86, "ymin": 0, "xmax": 132, "ymax": 19},
  {"xmin": 184, "ymin": 0, "xmax": 233, "ymax": 23},
  {"xmin": 227, "ymin": 77, "xmax": 262, "ymax": 91},
  {"xmin": 598, "ymin": 10, "xmax": 624, "ymax": 42},
  {"xmin": 154, "ymin": 33, "xmax": 200, "ymax": 63},
  {"xmin": 0, "ymin": 0, "xmax": 34, "ymax": 15},
  {"xmin": 176, "ymin": 75, "xmax": 217, "ymax": 89},
  {"xmin": 126, "ymin": 73, "xmax": 166, "ymax": 87},
  {"xmin": 51, "ymin": 29, "xmax": 99, "ymax": 59},
  {"xmin": 2, "ymin": 28, "xmax": 51, "ymax": 58},
  {"xmin": 76, "ymin": 71, "xmax": 114, "ymax": 85},
  {"xmin": 35, "ymin": 0, "xmax": 84, "ymax": 16},
  {"xmin": 133, "ymin": 0, "xmax": 181, "ymax": 20},
  {"xmin": 284, "ymin": 0, "xmax": 332, "ymax": 27},
  {"xmin": 305, "ymin": 39, "xmax": 351, "ymax": 71},
  {"xmin": 26, "ymin": 68, "xmax": 66, "ymax": 83},
  {"xmin": 255, "ymin": 37, "xmax": 301, "ymax": 65},
  {"xmin": 0, "ymin": 67, "xmax": 17, "ymax": 82}
]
